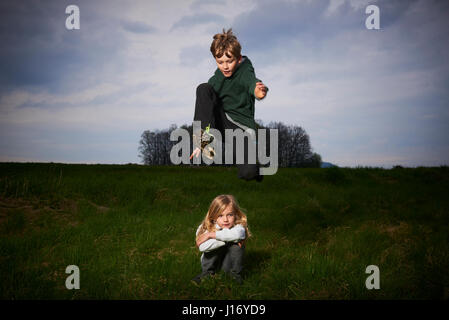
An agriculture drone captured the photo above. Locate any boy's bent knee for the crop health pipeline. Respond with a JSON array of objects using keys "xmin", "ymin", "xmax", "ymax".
[{"xmin": 197, "ymin": 83, "xmax": 213, "ymax": 95}]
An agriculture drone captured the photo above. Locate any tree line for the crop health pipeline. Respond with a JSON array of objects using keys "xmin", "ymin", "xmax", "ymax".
[{"xmin": 138, "ymin": 121, "xmax": 321, "ymax": 168}]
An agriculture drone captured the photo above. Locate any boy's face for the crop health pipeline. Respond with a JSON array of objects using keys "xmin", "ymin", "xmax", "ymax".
[
  {"xmin": 215, "ymin": 204, "xmax": 236, "ymax": 229},
  {"xmin": 215, "ymin": 52, "xmax": 242, "ymax": 77}
]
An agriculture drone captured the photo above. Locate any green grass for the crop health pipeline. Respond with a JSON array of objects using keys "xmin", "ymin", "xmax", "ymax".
[{"xmin": 0, "ymin": 163, "xmax": 448, "ymax": 299}]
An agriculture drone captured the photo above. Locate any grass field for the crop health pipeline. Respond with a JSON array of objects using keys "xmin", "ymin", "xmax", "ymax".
[{"xmin": 1, "ymin": 163, "xmax": 448, "ymax": 299}]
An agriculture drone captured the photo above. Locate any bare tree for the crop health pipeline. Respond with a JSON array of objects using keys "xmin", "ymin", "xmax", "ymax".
[
  {"xmin": 263, "ymin": 121, "xmax": 320, "ymax": 168},
  {"xmin": 138, "ymin": 124, "xmax": 178, "ymax": 165}
]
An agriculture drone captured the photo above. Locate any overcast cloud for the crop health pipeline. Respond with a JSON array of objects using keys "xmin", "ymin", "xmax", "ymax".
[{"xmin": 0, "ymin": 0, "xmax": 448, "ymax": 167}]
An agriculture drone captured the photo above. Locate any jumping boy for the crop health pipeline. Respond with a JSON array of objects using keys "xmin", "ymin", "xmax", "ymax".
[{"xmin": 190, "ymin": 28, "xmax": 268, "ymax": 181}]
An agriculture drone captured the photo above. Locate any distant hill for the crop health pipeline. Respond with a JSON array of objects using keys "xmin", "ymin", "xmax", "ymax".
[{"xmin": 321, "ymin": 161, "xmax": 337, "ymax": 168}]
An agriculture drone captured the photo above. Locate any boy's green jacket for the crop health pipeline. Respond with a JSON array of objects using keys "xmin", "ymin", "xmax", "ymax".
[{"xmin": 208, "ymin": 56, "xmax": 261, "ymax": 130}]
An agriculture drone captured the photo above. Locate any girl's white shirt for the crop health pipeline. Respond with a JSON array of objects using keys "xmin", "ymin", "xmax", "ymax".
[{"xmin": 196, "ymin": 223, "xmax": 246, "ymax": 253}]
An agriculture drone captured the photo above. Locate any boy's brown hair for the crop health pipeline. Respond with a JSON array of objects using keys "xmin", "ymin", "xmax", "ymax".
[{"xmin": 210, "ymin": 28, "xmax": 242, "ymax": 59}]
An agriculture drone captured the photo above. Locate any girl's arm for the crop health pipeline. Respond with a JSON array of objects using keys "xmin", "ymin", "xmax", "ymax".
[
  {"xmin": 215, "ymin": 224, "xmax": 246, "ymax": 242},
  {"xmin": 198, "ymin": 238, "xmax": 226, "ymax": 252},
  {"xmin": 196, "ymin": 226, "xmax": 225, "ymax": 253},
  {"xmin": 195, "ymin": 225, "xmax": 246, "ymax": 252},
  {"xmin": 196, "ymin": 231, "xmax": 215, "ymax": 247}
]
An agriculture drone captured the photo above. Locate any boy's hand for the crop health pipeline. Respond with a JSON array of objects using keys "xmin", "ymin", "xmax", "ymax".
[
  {"xmin": 190, "ymin": 147, "xmax": 201, "ymax": 160},
  {"xmin": 254, "ymin": 82, "xmax": 268, "ymax": 100}
]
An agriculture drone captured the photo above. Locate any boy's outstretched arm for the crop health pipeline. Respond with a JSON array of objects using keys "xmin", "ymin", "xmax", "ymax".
[{"xmin": 255, "ymin": 81, "xmax": 268, "ymax": 100}]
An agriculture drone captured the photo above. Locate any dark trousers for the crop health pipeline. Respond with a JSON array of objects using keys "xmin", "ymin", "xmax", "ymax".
[
  {"xmin": 200, "ymin": 243, "xmax": 244, "ymax": 278},
  {"xmin": 194, "ymin": 83, "xmax": 260, "ymax": 181}
]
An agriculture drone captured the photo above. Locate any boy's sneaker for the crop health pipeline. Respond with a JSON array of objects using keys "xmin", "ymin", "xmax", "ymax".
[{"xmin": 193, "ymin": 125, "xmax": 216, "ymax": 160}]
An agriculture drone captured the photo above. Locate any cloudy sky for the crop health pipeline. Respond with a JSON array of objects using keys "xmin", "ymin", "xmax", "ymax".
[{"xmin": 0, "ymin": 0, "xmax": 448, "ymax": 167}]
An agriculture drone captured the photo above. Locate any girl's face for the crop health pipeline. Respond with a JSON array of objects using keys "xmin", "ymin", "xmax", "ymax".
[{"xmin": 215, "ymin": 204, "xmax": 236, "ymax": 229}]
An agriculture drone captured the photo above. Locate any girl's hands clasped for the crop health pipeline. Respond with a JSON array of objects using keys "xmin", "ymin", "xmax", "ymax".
[
  {"xmin": 196, "ymin": 231, "xmax": 216, "ymax": 247},
  {"xmin": 196, "ymin": 231, "xmax": 245, "ymax": 248}
]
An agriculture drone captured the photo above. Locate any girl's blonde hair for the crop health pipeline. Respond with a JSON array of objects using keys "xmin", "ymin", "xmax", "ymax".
[
  {"xmin": 196, "ymin": 194, "xmax": 251, "ymax": 240},
  {"xmin": 210, "ymin": 28, "xmax": 242, "ymax": 59}
]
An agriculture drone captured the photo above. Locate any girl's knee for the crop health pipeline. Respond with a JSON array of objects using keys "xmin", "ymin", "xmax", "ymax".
[{"xmin": 229, "ymin": 243, "xmax": 245, "ymax": 254}]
